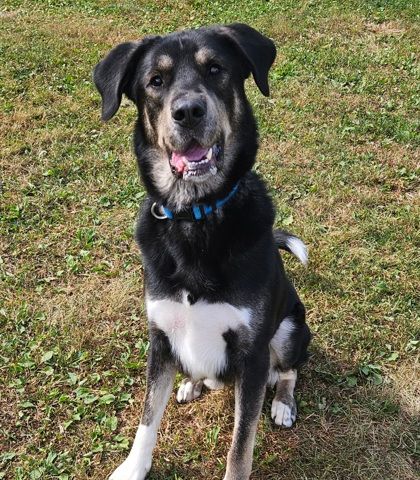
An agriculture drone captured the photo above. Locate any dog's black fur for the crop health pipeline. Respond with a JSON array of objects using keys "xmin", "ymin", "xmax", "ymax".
[{"xmin": 94, "ymin": 23, "xmax": 310, "ymax": 480}]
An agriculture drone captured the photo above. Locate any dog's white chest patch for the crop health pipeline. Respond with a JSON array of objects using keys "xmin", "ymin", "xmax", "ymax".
[{"xmin": 146, "ymin": 292, "xmax": 251, "ymax": 380}]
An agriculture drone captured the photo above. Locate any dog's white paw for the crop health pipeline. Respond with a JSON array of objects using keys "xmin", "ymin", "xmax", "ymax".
[
  {"xmin": 109, "ymin": 456, "xmax": 150, "ymax": 480},
  {"xmin": 271, "ymin": 399, "xmax": 296, "ymax": 428},
  {"xmin": 176, "ymin": 378, "xmax": 203, "ymax": 403}
]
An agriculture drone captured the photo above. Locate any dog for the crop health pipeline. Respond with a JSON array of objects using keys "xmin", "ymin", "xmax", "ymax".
[{"xmin": 94, "ymin": 23, "xmax": 311, "ymax": 480}]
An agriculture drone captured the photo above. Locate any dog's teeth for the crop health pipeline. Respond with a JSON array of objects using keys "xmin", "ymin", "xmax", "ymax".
[{"xmin": 206, "ymin": 148, "xmax": 213, "ymax": 160}]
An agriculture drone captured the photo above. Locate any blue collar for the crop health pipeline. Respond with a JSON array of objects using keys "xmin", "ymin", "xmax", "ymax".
[{"xmin": 151, "ymin": 182, "xmax": 240, "ymax": 221}]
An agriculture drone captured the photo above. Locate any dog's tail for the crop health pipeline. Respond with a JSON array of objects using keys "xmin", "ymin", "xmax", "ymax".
[{"xmin": 273, "ymin": 229, "xmax": 308, "ymax": 265}]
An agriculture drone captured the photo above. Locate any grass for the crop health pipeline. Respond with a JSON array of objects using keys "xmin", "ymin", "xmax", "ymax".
[{"xmin": 0, "ymin": 0, "xmax": 419, "ymax": 479}]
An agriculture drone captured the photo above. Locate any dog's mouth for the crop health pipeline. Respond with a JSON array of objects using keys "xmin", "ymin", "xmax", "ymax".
[{"xmin": 169, "ymin": 143, "xmax": 221, "ymax": 180}]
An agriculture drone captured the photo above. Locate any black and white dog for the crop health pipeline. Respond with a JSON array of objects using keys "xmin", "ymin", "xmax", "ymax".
[{"xmin": 94, "ymin": 23, "xmax": 311, "ymax": 480}]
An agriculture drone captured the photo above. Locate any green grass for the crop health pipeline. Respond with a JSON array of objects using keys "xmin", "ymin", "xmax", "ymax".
[{"xmin": 1, "ymin": 1, "xmax": 419, "ymax": 479}]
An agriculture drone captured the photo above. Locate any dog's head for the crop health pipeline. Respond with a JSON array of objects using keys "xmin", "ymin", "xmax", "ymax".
[{"xmin": 94, "ymin": 24, "xmax": 276, "ymax": 208}]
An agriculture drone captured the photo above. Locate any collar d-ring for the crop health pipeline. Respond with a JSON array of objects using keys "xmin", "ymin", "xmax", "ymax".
[{"xmin": 151, "ymin": 202, "xmax": 168, "ymax": 220}]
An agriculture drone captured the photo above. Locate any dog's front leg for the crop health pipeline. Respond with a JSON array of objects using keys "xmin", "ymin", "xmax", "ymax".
[
  {"xmin": 110, "ymin": 328, "xmax": 176, "ymax": 480},
  {"xmin": 224, "ymin": 352, "xmax": 269, "ymax": 480}
]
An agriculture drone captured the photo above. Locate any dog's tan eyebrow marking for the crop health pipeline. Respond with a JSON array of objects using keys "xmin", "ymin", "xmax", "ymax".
[
  {"xmin": 156, "ymin": 54, "xmax": 174, "ymax": 70},
  {"xmin": 194, "ymin": 48, "xmax": 214, "ymax": 64}
]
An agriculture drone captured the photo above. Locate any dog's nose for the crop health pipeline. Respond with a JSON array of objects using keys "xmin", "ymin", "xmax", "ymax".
[{"xmin": 171, "ymin": 98, "xmax": 206, "ymax": 128}]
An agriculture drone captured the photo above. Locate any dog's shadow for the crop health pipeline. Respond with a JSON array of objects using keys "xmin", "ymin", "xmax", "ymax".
[{"xmin": 142, "ymin": 346, "xmax": 417, "ymax": 480}]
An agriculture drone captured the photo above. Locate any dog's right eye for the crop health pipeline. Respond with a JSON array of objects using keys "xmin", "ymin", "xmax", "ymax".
[
  {"xmin": 149, "ymin": 75, "xmax": 163, "ymax": 87},
  {"xmin": 209, "ymin": 64, "xmax": 222, "ymax": 75}
]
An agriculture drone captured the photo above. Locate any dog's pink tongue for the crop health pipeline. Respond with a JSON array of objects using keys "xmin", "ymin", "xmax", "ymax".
[{"xmin": 171, "ymin": 145, "xmax": 208, "ymax": 172}]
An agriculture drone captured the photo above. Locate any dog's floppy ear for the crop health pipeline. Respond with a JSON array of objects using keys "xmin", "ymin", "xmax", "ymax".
[
  {"xmin": 220, "ymin": 23, "xmax": 276, "ymax": 97},
  {"xmin": 93, "ymin": 36, "xmax": 159, "ymax": 121}
]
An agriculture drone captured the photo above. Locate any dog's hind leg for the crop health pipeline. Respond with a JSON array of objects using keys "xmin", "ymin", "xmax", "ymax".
[
  {"xmin": 269, "ymin": 301, "xmax": 310, "ymax": 428},
  {"xmin": 271, "ymin": 369, "xmax": 297, "ymax": 427},
  {"xmin": 176, "ymin": 378, "xmax": 204, "ymax": 403},
  {"xmin": 109, "ymin": 328, "xmax": 176, "ymax": 480},
  {"xmin": 204, "ymin": 378, "xmax": 224, "ymax": 390},
  {"xmin": 176, "ymin": 377, "xmax": 225, "ymax": 402}
]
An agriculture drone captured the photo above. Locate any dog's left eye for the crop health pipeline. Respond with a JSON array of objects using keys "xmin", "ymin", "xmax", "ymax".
[
  {"xmin": 150, "ymin": 75, "xmax": 163, "ymax": 87},
  {"xmin": 209, "ymin": 64, "xmax": 222, "ymax": 75}
]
